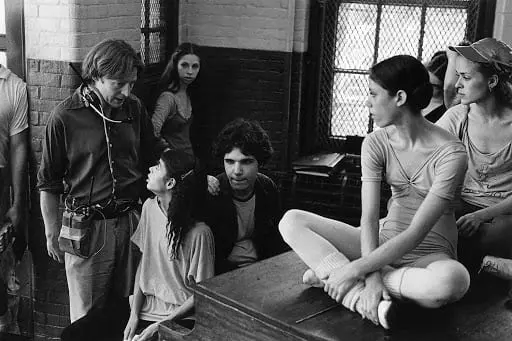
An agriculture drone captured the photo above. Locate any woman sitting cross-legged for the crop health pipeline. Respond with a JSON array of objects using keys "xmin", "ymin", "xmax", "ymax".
[
  {"xmin": 279, "ymin": 55, "xmax": 470, "ymax": 330},
  {"xmin": 123, "ymin": 149, "xmax": 215, "ymax": 341}
]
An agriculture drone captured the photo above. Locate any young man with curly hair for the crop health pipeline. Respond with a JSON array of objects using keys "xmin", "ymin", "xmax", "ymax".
[{"xmin": 206, "ymin": 118, "xmax": 288, "ymax": 274}]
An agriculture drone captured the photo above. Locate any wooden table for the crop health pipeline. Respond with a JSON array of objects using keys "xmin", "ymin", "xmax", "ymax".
[{"xmin": 159, "ymin": 251, "xmax": 512, "ymax": 341}]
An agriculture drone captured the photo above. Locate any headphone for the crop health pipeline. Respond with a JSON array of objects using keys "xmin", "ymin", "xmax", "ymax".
[{"xmin": 70, "ymin": 63, "xmax": 133, "ymax": 124}]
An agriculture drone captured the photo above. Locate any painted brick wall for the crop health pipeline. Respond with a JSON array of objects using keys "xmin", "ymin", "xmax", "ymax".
[
  {"xmin": 494, "ymin": 0, "xmax": 512, "ymax": 45},
  {"xmin": 190, "ymin": 46, "xmax": 291, "ymax": 170},
  {"xmin": 25, "ymin": 0, "xmax": 140, "ymax": 62},
  {"xmin": 179, "ymin": 0, "xmax": 296, "ymax": 52},
  {"xmin": 179, "ymin": 0, "xmax": 309, "ymax": 52}
]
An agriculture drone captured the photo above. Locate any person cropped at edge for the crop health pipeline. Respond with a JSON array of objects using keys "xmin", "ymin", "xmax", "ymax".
[
  {"xmin": 0, "ymin": 63, "xmax": 29, "ymax": 333},
  {"xmin": 280, "ymin": 55, "xmax": 469, "ymax": 330},
  {"xmin": 37, "ymin": 39, "xmax": 159, "ymax": 324},
  {"xmin": 206, "ymin": 118, "xmax": 288, "ymax": 274},
  {"xmin": 437, "ymin": 37, "xmax": 512, "ymax": 282},
  {"xmin": 422, "ymin": 51, "xmax": 448, "ymax": 122}
]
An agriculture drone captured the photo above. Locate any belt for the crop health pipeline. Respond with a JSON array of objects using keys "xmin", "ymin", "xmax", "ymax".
[{"xmin": 91, "ymin": 200, "xmax": 139, "ymax": 220}]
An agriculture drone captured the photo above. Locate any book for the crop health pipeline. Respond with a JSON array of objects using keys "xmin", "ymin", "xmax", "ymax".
[{"xmin": 292, "ymin": 152, "xmax": 345, "ymax": 177}]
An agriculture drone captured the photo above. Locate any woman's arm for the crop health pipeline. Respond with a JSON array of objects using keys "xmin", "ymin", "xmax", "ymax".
[
  {"xmin": 165, "ymin": 296, "xmax": 194, "ymax": 321},
  {"xmin": 458, "ymin": 195, "xmax": 512, "ymax": 237},
  {"xmin": 359, "ymin": 180, "xmax": 389, "ymax": 325},
  {"xmin": 151, "ymin": 92, "xmax": 175, "ymax": 147},
  {"xmin": 444, "ymin": 47, "xmax": 460, "ymax": 109},
  {"xmin": 124, "ymin": 260, "xmax": 144, "ymax": 341},
  {"xmin": 355, "ymin": 193, "xmax": 450, "ymax": 276},
  {"xmin": 131, "ymin": 296, "xmax": 195, "ymax": 341},
  {"xmin": 476, "ymin": 196, "xmax": 512, "ymax": 220},
  {"xmin": 131, "ymin": 261, "xmax": 144, "ymax": 317},
  {"xmin": 360, "ymin": 181, "xmax": 381, "ymax": 257}
]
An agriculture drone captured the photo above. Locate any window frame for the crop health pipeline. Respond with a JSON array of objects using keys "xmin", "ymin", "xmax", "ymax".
[
  {"xmin": 302, "ymin": 0, "xmax": 496, "ymax": 154},
  {"xmin": 140, "ymin": 0, "xmax": 179, "ymax": 75},
  {"xmin": 136, "ymin": 0, "xmax": 179, "ymax": 108}
]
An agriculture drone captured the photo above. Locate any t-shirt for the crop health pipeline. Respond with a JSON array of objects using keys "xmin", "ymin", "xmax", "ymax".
[
  {"xmin": 437, "ymin": 104, "xmax": 512, "ymax": 208},
  {"xmin": 227, "ymin": 194, "xmax": 259, "ymax": 267},
  {"xmin": 131, "ymin": 197, "xmax": 215, "ymax": 321},
  {"xmin": 0, "ymin": 65, "xmax": 28, "ymax": 168},
  {"xmin": 361, "ymin": 128, "xmax": 467, "ymax": 265}
]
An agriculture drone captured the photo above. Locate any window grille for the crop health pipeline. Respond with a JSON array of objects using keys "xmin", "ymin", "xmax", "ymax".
[
  {"xmin": 314, "ymin": 0, "xmax": 492, "ymax": 148},
  {"xmin": 140, "ymin": 0, "xmax": 168, "ymax": 66}
]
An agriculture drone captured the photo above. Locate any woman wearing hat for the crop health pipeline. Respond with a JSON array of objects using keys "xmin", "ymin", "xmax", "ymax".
[{"xmin": 437, "ymin": 37, "xmax": 512, "ymax": 282}]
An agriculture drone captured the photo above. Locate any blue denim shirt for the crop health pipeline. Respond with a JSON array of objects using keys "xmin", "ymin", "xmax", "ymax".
[{"xmin": 37, "ymin": 86, "xmax": 159, "ymax": 207}]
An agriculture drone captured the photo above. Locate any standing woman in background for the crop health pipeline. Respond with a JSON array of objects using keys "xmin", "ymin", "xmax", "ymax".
[
  {"xmin": 152, "ymin": 43, "xmax": 201, "ymax": 168},
  {"xmin": 153, "ymin": 43, "xmax": 219, "ymax": 196}
]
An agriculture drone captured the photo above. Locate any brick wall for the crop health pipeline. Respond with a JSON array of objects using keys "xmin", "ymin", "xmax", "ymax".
[
  {"xmin": 25, "ymin": 0, "xmax": 140, "ymax": 62},
  {"xmin": 27, "ymin": 59, "xmax": 81, "ymax": 341},
  {"xmin": 179, "ymin": 0, "xmax": 296, "ymax": 52},
  {"xmin": 191, "ymin": 46, "xmax": 291, "ymax": 170}
]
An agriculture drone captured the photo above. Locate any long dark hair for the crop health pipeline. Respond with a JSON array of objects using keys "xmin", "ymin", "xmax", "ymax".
[
  {"xmin": 160, "ymin": 149, "xmax": 198, "ymax": 260},
  {"xmin": 158, "ymin": 42, "xmax": 201, "ymax": 94},
  {"xmin": 369, "ymin": 55, "xmax": 432, "ymax": 113}
]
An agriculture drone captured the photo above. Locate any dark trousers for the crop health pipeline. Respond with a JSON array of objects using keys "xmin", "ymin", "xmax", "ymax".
[{"xmin": 61, "ymin": 294, "xmax": 130, "ymax": 341}]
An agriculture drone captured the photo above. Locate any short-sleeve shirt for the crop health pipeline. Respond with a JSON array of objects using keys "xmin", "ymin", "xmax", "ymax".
[
  {"xmin": 437, "ymin": 104, "xmax": 512, "ymax": 208},
  {"xmin": 0, "ymin": 65, "xmax": 28, "ymax": 168},
  {"xmin": 131, "ymin": 197, "xmax": 215, "ymax": 321},
  {"xmin": 361, "ymin": 128, "xmax": 467, "ymax": 266}
]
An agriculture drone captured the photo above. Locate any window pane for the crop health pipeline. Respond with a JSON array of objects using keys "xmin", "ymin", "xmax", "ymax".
[
  {"xmin": 330, "ymin": 73, "xmax": 369, "ymax": 137},
  {"xmin": 335, "ymin": 3, "xmax": 377, "ymax": 70},
  {"xmin": 149, "ymin": 0, "xmax": 162, "ymax": 29},
  {"xmin": 422, "ymin": 7, "xmax": 467, "ymax": 61},
  {"xmin": 378, "ymin": 5, "xmax": 421, "ymax": 62},
  {"xmin": 140, "ymin": 0, "xmax": 167, "ymax": 65},
  {"xmin": 0, "ymin": 51, "xmax": 6, "ymax": 67},
  {"xmin": 0, "ymin": 0, "xmax": 5, "ymax": 35}
]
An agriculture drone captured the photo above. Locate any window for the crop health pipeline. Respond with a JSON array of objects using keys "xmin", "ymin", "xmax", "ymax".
[
  {"xmin": 141, "ymin": 0, "xmax": 168, "ymax": 66},
  {"xmin": 138, "ymin": 0, "xmax": 179, "ymax": 106},
  {"xmin": 306, "ymin": 0, "xmax": 495, "ymax": 151}
]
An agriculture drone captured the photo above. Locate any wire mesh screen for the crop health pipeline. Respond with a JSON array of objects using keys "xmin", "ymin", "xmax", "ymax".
[
  {"xmin": 318, "ymin": 0, "xmax": 480, "ymax": 143},
  {"xmin": 140, "ymin": 0, "xmax": 167, "ymax": 65}
]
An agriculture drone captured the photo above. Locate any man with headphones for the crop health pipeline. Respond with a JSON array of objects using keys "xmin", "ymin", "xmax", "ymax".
[{"xmin": 37, "ymin": 39, "xmax": 158, "ymax": 328}]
